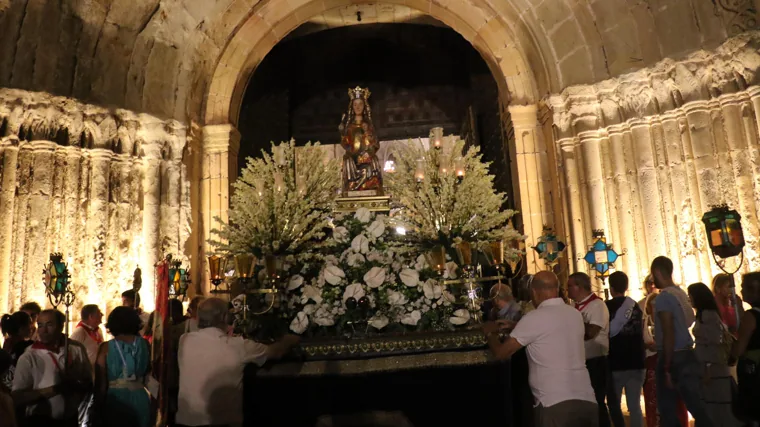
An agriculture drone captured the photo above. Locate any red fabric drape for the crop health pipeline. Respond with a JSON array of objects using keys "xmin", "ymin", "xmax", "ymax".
[{"xmin": 151, "ymin": 260, "xmax": 170, "ymax": 427}]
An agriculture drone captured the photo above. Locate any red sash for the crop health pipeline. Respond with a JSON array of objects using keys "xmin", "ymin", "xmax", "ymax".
[
  {"xmin": 575, "ymin": 293, "xmax": 601, "ymax": 312},
  {"xmin": 31, "ymin": 340, "xmax": 70, "ymax": 372},
  {"xmin": 76, "ymin": 322, "xmax": 103, "ymax": 344}
]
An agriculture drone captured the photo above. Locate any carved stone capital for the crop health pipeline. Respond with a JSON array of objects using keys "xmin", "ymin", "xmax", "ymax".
[
  {"xmin": 549, "ymin": 31, "xmax": 760, "ymax": 139},
  {"xmin": 508, "ymin": 104, "xmax": 538, "ymax": 129},
  {"xmin": 202, "ymin": 124, "xmax": 240, "ymax": 155}
]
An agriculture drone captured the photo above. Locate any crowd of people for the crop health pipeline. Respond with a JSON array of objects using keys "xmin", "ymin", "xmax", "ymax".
[
  {"xmin": 485, "ymin": 256, "xmax": 760, "ymax": 427},
  {"xmin": 2, "ymin": 255, "xmax": 760, "ymax": 427},
  {"xmin": 0, "ymin": 291, "xmax": 299, "ymax": 427}
]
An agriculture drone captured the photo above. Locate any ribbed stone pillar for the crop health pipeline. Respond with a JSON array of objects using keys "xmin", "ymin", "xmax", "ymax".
[
  {"xmin": 142, "ymin": 144, "xmax": 162, "ymax": 309},
  {"xmin": 559, "ymin": 137, "xmax": 586, "ymax": 272},
  {"xmin": 0, "ymin": 138, "xmax": 19, "ymax": 313},
  {"xmin": 607, "ymin": 126, "xmax": 640, "ymax": 285},
  {"xmin": 630, "ymin": 119, "xmax": 667, "ymax": 264},
  {"xmin": 201, "ymin": 124, "xmax": 240, "ymax": 294}
]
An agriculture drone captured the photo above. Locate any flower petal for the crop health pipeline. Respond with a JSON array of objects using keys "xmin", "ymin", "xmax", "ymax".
[
  {"xmin": 399, "ymin": 268, "xmax": 420, "ymax": 287},
  {"xmin": 287, "ymin": 275, "xmax": 304, "ymax": 291},
  {"xmin": 289, "ymin": 312, "xmax": 309, "ymax": 334},
  {"xmin": 449, "ymin": 309, "xmax": 471, "ymax": 325},
  {"xmin": 363, "ymin": 266, "xmax": 386, "ymax": 288}
]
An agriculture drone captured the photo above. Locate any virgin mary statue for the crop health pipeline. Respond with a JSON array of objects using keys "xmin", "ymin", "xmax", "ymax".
[{"xmin": 338, "ymin": 86, "xmax": 383, "ymax": 195}]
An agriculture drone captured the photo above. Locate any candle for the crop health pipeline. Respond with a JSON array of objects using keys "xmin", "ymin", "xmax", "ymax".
[
  {"xmin": 296, "ymin": 174, "xmax": 306, "ymax": 195},
  {"xmin": 439, "ymin": 156, "xmax": 450, "ymax": 175},
  {"xmin": 415, "ymin": 159, "xmax": 426, "ymax": 182},
  {"xmin": 273, "ymin": 172, "xmax": 284, "ymax": 192},
  {"xmin": 274, "ymin": 145, "xmax": 285, "ymax": 166},
  {"xmin": 430, "ymin": 127, "xmax": 443, "ymax": 149},
  {"xmin": 454, "ymin": 157, "xmax": 465, "ymax": 178},
  {"xmin": 254, "ymin": 178, "xmax": 266, "ymax": 197}
]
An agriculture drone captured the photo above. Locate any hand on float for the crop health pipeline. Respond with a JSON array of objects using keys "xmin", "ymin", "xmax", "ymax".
[
  {"xmin": 496, "ymin": 320, "xmax": 516, "ymax": 330},
  {"xmin": 482, "ymin": 321, "xmax": 500, "ymax": 335}
]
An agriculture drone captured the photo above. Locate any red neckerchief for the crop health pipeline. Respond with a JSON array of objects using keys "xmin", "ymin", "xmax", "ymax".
[
  {"xmin": 76, "ymin": 322, "xmax": 103, "ymax": 344},
  {"xmin": 31, "ymin": 337, "xmax": 70, "ymax": 372},
  {"xmin": 575, "ymin": 293, "xmax": 601, "ymax": 312}
]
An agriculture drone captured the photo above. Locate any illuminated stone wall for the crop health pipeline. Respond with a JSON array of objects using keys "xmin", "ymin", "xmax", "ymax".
[
  {"xmin": 0, "ymin": 89, "xmax": 191, "ymax": 317},
  {"xmin": 549, "ymin": 32, "xmax": 760, "ymax": 299}
]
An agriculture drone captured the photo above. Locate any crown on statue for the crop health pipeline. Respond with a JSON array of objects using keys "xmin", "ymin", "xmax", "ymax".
[{"xmin": 349, "ymin": 86, "xmax": 371, "ymax": 100}]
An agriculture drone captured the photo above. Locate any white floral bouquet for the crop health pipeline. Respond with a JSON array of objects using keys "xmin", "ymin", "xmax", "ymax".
[
  {"xmin": 385, "ymin": 137, "xmax": 524, "ymax": 259},
  {"xmin": 283, "ymin": 208, "xmax": 478, "ymax": 336},
  {"xmin": 212, "ymin": 140, "xmax": 340, "ymax": 257}
]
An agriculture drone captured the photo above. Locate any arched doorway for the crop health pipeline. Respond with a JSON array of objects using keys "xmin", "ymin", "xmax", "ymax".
[{"xmin": 199, "ymin": 1, "xmax": 560, "ymax": 291}]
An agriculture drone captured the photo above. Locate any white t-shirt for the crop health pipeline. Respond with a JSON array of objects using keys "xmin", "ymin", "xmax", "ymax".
[
  {"xmin": 69, "ymin": 324, "xmax": 103, "ymax": 367},
  {"xmin": 176, "ymin": 327, "xmax": 269, "ymax": 426},
  {"xmin": 510, "ymin": 297, "xmax": 596, "ymax": 407},
  {"xmin": 577, "ymin": 294, "xmax": 610, "ymax": 359},
  {"xmin": 12, "ymin": 340, "xmax": 92, "ymax": 420}
]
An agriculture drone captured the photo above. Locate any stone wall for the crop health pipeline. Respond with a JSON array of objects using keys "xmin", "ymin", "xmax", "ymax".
[
  {"xmin": 549, "ymin": 31, "xmax": 760, "ymax": 297},
  {"xmin": 0, "ymin": 89, "xmax": 191, "ymax": 316}
]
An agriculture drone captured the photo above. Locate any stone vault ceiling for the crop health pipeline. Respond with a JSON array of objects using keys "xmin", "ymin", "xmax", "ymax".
[
  {"xmin": 286, "ymin": 4, "xmax": 446, "ymax": 39},
  {"xmin": 0, "ymin": 0, "xmax": 755, "ymax": 123}
]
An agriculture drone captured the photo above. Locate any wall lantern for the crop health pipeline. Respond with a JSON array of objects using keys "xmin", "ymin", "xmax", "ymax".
[
  {"xmin": 44, "ymin": 253, "xmax": 74, "ymax": 308},
  {"xmin": 167, "ymin": 256, "xmax": 190, "ymax": 300},
  {"xmin": 208, "ymin": 254, "xmax": 230, "ymax": 294},
  {"xmin": 702, "ymin": 205, "xmax": 745, "ymax": 259},
  {"xmin": 583, "ymin": 230, "xmax": 621, "ymax": 278},
  {"xmin": 533, "ymin": 226, "xmax": 566, "ymax": 269},
  {"xmin": 702, "ymin": 204, "xmax": 745, "ymax": 328}
]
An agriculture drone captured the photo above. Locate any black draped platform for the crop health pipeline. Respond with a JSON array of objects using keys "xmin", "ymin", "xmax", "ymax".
[{"xmin": 243, "ymin": 347, "xmax": 533, "ymax": 427}]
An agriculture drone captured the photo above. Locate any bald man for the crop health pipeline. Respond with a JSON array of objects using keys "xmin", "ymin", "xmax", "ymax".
[
  {"xmin": 176, "ymin": 298, "xmax": 299, "ymax": 427},
  {"xmin": 484, "ymin": 271, "xmax": 598, "ymax": 427}
]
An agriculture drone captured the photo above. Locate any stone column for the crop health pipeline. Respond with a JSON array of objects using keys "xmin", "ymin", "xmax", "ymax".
[
  {"xmin": 559, "ymin": 138, "xmax": 586, "ymax": 272},
  {"xmin": 22, "ymin": 141, "xmax": 58, "ymax": 305},
  {"xmin": 629, "ymin": 119, "xmax": 667, "ymax": 264},
  {"xmin": 721, "ymin": 94, "xmax": 760, "ymax": 270},
  {"xmin": 508, "ymin": 105, "xmax": 552, "ymax": 273},
  {"xmin": 85, "ymin": 149, "xmax": 113, "ymax": 307},
  {"xmin": 685, "ymin": 102, "xmax": 722, "ymax": 214},
  {"xmin": 650, "ymin": 117, "xmax": 682, "ymax": 281},
  {"xmin": 201, "ymin": 124, "xmax": 241, "ymax": 294},
  {"xmin": 0, "ymin": 138, "xmax": 19, "ymax": 313},
  {"xmin": 607, "ymin": 126, "xmax": 640, "ymax": 285},
  {"xmin": 142, "ymin": 144, "xmax": 162, "ymax": 309},
  {"xmin": 742, "ymin": 92, "xmax": 760, "ymax": 270},
  {"xmin": 578, "ymin": 131, "xmax": 609, "ymax": 233}
]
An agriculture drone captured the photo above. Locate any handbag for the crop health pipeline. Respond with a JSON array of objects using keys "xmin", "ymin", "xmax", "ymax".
[
  {"xmin": 144, "ymin": 374, "xmax": 160, "ymax": 398},
  {"xmin": 719, "ymin": 320, "xmax": 735, "ymax": 364}
]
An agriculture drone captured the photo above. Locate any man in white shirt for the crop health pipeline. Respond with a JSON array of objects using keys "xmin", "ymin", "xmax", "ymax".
[
  {"xmin": 69, "ymin": 304, "xmax": 103, "ymax": 367},
  {"xmin": 12, "ymin": 309, "xmax": 92, "ymax": 427},
  {"xmin": 567, "ymin": 272, "xmax": 615, "ymax": 427},
  {"xmin": 176, "ymin": 298, "xmax": 299, "ymax": 427},
  {"xmin": 484, "ymin": 271, "xmax": 598, "ymax": 427}
]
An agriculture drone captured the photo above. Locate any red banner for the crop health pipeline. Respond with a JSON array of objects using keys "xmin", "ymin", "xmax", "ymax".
[{"xmin": 151, "ymin": 260, "xmax": 170, "ymax": 426}]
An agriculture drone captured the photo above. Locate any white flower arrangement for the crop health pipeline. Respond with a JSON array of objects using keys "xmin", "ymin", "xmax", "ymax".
[
  {"xmin": 282, "ymin": 208, "xmax": 481, "ymax": 335},
  {"xmin": 211, "ymin": 140, "xmax": 340, "ymax": 257},
  {"xmin": 385, "ymin": 137, "xmax": 524, "ymax": 259}
]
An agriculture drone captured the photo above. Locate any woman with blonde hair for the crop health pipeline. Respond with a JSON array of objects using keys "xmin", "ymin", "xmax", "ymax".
[{"xmin": 712, "ymin": 273, "xmax": 743, "ymax": 337}]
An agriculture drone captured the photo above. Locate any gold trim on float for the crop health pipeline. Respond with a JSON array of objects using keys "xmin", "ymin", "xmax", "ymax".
[
  {"xmin": 285, "ymin": 329, "xmax": 487, "ymax": 361},
  {"xmin": 257, "ymin": 349, "xmax": 493, "ymax": 377},
  {"xmin": 335, "ymin": 196, "xmax": 391, "ymax": 213}
]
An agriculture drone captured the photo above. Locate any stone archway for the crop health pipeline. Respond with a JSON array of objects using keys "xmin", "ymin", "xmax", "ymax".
[{"xmin": 198, "ymin": 0, "xmax": 560, "ymax": 291}]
